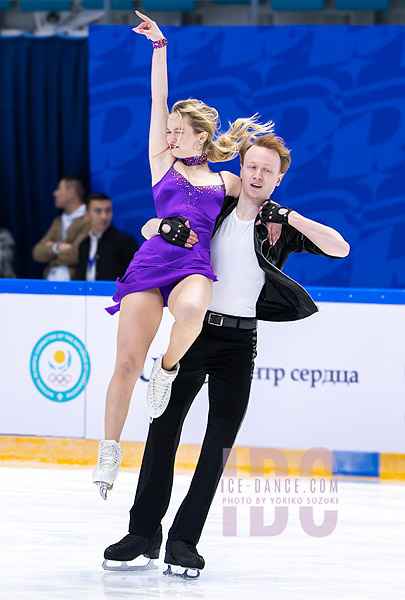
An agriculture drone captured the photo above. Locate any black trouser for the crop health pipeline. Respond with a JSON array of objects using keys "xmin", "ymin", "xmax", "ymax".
[{"xmin": 129, "ymin": 320, "xmax": 257, "ymax": 546}]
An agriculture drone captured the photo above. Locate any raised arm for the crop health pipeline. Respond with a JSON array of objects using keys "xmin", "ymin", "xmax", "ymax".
[
  {"xmin": 257, "ymin": 202, "xmax": 350, "ymax": 258},
  {"xmin": 132, "ymin": 11, "xmax": 172, "ymax": 184},
  {"xmin": 287, "ymin": 211, "xmax": 350, "ymax": 257}
]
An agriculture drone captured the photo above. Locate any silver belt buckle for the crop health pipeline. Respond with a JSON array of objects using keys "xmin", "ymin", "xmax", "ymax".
[{"xmin": 208, "ymin": 312, "xmax": 224, "ymax": 326}]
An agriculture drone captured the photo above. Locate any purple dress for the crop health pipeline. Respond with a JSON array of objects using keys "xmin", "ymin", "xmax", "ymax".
[{"xmin": 106, "ymin": 164, "xmax": 225, "ymax": 314}]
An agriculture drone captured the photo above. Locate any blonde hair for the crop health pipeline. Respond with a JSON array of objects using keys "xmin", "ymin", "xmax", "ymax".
[
  {"xmin": 239, "ymin": 133, "xmax": 292, "ymax": 174},
  {"xmin": 170, "ymin": 99, "xmax": 275, "ymax": 163}
]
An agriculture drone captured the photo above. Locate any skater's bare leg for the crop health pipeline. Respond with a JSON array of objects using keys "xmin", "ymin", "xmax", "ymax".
[
  {"xmin": 105, "ymin": 289, "xmax": 164, "ymax": 441},
  {"xmin": 163, "ymin": 275, "xmax": 212, "ymax": 371}
]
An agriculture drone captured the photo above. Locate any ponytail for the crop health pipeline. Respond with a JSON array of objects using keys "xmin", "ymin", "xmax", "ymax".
[
  {"xmin": 207, "ymin": 114, "xmax": 275, "ymax": 163},
  {"xmin": 171, "ymin": 99, "xmax": 275, "ymax": 164}
]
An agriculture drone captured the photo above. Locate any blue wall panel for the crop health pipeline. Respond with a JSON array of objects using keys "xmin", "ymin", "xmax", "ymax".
[
  {"xmin": 1, "ymin": 280, "xmax": 404, "ymax": 304},
  {"xmin": 88, "ymin": 25, "xmax": 405, "ymax": 289}
]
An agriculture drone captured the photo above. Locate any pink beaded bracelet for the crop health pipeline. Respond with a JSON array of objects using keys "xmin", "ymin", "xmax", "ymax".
[{"xmin": 151, "ymin": 38, "xmax": 168, "ymax": 49}]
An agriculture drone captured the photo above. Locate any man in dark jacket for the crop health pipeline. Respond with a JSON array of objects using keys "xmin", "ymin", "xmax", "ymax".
[
  {"xmin": 78, "ymin": 194, "xmax": 138, "ymax": 281},
  {"xmin": 101, "ymin": 134, "xmax": 350, "ymax": 576}
]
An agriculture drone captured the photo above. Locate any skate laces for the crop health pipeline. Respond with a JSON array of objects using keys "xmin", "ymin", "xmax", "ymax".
[
  {"xmin": 114, "ymin": 534, "xmax": 137, "ymax": 549},
  {"xmin": 99, "ymin": 441, "xmax": 121, "ymax": 470},
  {"xmin": 176, "ymin": 541, "xmax": 198, "ymax": 554},
  {"xmin": 150, "ymin": 369, "xmax": 176, "ymax": 409}
]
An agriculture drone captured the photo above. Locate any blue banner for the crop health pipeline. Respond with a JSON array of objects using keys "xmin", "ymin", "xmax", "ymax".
[{"xmin": 88, "ymin": 25, "xmax": 405, "ymax": 288}]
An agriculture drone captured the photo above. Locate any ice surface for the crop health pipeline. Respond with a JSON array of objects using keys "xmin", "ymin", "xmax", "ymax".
[{"xmin": 0, "ymin": 466, "xmax": 404, "ymax": 600}]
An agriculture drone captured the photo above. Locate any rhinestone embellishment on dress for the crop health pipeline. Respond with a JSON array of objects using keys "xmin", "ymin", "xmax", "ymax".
[{"xmin": 170, "ymin": 167, "xmax": 225, "ymax": 214}]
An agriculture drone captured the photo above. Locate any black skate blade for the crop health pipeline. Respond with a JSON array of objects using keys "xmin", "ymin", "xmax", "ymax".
[
  {"xmin": 163, "ymin": 564, "xmax": 200, "ymax": 579},
  {"xmin": 102, "ymin": 557, "xmax": 158, "ymax": 572}
]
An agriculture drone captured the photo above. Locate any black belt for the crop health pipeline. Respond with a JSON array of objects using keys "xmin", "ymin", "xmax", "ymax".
[{"xmin": 204, "ymin": 311, "xmax": 257, "ymax": 330}]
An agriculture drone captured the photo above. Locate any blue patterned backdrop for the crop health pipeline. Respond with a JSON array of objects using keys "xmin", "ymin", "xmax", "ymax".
[{"xmin": 88, "ymin": 25, "xmax": 405, "ymax": 288}]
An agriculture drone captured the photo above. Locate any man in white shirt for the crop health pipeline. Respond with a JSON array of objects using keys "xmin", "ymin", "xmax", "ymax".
[
  {"xmin": 102, "ymin": 134, "xmax": 350, "ymax": 576},
  {"xmin": 32, "ymin": 176, "xmax": 89, "ymax": 280}
]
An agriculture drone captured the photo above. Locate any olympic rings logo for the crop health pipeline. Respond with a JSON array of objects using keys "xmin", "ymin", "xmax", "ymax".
[
  {"xmin": 48, "ymin": 373, "xmax": 72, "ymax": 386},
  {"xmin": 30, "ymin": 331, "xmax": 91, "ymax": 403}
]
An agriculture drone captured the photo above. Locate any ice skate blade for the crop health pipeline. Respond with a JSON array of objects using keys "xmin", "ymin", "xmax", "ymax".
[
  {"xmin": 95, "ymin": 482, "xmax": 111, "ymax": 500},
  {"xmin": 102, "ymin": 558, "xmax": 158, "ymax": 572},
  {"xmin": 163, "ymin": 564, "xmax": 200, "ymax": 579}
]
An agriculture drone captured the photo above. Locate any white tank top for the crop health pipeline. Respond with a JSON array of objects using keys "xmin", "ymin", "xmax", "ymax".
[{"xmin": 209, "ymin": 208, "xmax": 265, "ymax": 317}]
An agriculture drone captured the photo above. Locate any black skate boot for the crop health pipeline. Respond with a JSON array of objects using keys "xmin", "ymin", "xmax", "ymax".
[
  {"xmin": 163, "ymin": 539, "xmax": 205, "ymax": 579},
  {"xmin": 102, "ymin": 525, "xmax": 162, "ymax": 571}
]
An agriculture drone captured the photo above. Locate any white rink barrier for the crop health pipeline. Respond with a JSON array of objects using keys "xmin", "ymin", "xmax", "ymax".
[{"xmin": 0, "ymin": 281, "xmax": 404, "ymax": 466}]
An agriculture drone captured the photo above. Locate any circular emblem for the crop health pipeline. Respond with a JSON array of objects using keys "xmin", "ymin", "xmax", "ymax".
[{"xmin": 30, "ymin": 331, "xmax": 91, "ymax": 402}]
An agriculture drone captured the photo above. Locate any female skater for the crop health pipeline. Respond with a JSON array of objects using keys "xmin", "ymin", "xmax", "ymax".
[{"xmin": 92, "ymin": 11, "xmax": 274, "ymax": 498}]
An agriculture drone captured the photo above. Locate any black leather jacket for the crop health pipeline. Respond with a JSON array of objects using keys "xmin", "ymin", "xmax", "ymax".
[{"xmin": 213, "ymin": 197, "xmax": 340, "ymax": 322}]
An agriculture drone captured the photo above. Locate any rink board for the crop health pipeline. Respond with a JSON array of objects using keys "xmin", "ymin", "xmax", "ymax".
[{"xmin": 0, "ymin": 280, "xmax": 404, "ymax": 477}]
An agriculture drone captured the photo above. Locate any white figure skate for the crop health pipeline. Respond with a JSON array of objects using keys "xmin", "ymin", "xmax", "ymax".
[
  {"xmin": 147, "ymin": 355, "xmax": 180, "ymax": 419},
  {"xmin": 92, "ymin": 439, "xmax": 122, "ymax": 500}
]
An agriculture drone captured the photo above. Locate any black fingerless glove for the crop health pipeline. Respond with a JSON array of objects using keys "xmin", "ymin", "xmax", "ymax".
[
  {"xmin": 260, "ymin": 201, "xmax": 293, "ymax": 224},
  {"xmin": 158, "ymin": 217, "xmax": 191, "ymax": 247}
]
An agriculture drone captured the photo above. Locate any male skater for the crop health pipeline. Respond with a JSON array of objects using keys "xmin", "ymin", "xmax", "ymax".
[{"xmin": 102, "ymin": 133, "xmax": 350, "ymax": 577}]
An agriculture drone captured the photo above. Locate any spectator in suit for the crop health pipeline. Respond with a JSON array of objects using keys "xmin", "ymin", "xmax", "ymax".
[
  {"xmin": 78, "ymin": 194, "xmax": 139, "ymax": 281},
  {"xmin": 0, "ymin": 227, "xmax": 17, "ymax": 278},
  {"xmin": 32, "ymin": 176, "xmax": 89, "ymax": 280}
]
